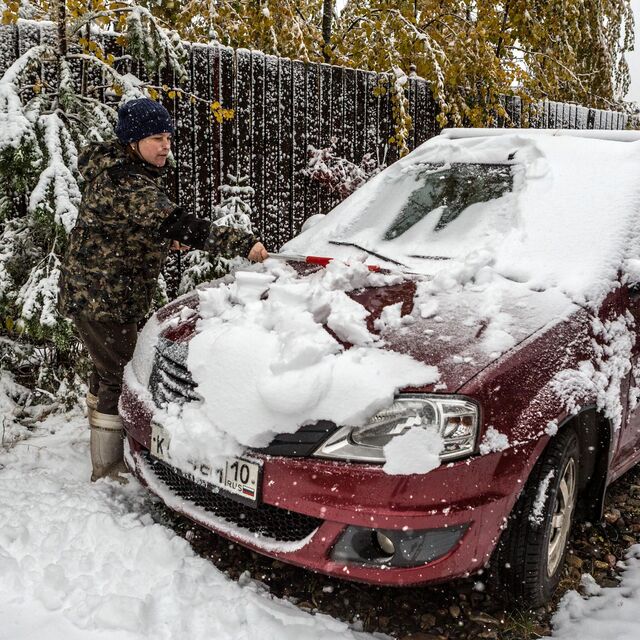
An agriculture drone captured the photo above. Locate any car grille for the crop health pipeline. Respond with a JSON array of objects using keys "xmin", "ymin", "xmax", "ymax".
[
  {"xmin": 149, "ymin": 338, "xmax": 200, "ymax": 406},
  {"xmin": 142, "ymin": 452, "xmax": 322, "ymax": 542}
]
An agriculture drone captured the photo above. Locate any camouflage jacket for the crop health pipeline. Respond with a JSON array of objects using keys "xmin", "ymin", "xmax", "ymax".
[{"xmin": 59, "ymin": 140, "xmax": 259, "ymax": 323}]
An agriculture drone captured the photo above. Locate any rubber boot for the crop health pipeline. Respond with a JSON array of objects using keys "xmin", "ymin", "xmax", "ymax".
[
  {"xmin": 86, "ymin": 391, "xmax": 98, "ymax": 423},
  {"xmin": 90, "ymin": 411, "xmax": 128, "ymax": 483}
]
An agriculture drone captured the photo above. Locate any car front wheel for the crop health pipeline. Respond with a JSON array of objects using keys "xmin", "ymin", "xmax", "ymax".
[{"xmin": 492, "ymin": 427, "xmax": 580, "ymax": 607}]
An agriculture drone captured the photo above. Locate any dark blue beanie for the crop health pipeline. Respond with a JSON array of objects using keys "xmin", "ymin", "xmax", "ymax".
[{"xmin": 115, "ymin": 98, "xmax": 174, "ymax": 144}]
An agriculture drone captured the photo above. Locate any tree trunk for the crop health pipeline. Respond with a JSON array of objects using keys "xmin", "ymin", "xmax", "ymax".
[
  {"xmin": 56, "ymin": 0, "xmax": 67, "ymax": 58},
  {"xmin": 322, "ymin": 0, "xmax": 333, "ymax": 63},
  {"xmin": 495, "ymin": 0, "xmax": 511, "ymax": 60}
]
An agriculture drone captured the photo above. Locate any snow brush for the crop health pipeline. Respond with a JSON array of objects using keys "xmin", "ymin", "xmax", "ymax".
[{"xmin": 267, "ymin": 252, "xmax": 382, "ymax": 272}]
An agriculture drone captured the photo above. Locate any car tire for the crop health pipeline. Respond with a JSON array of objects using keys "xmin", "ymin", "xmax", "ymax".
[{"xmin": 491, "ymin": 427, "xmax": 580, "ymax": 607}]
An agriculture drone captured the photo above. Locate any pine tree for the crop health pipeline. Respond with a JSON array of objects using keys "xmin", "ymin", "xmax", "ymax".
[
  {"xmin": 213, "ymin": 173, "xmax": 254, "ymax": 233},
  {"xmin": 178, "ymin": 173, "xmax": 256, "ymax": 295},
  {"xmin": 0, "ymin": 0, "xmax": 188, "ymax": 391}
]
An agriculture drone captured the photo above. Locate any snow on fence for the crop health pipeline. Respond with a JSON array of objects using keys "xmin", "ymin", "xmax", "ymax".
[{"xmin": 0, "ymin": 23, "xmax": 628, "ymax": 253}]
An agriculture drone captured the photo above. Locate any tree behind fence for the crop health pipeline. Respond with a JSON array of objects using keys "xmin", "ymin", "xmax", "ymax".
[{"xmin": 0, "ymin": 23, "xmax": 629, "ymax": 256}]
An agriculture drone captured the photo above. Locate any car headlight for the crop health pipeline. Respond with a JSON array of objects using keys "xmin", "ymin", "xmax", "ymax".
[{"xmin": 313, "ymin": 395, "xmax": 479, "ymax": 463}]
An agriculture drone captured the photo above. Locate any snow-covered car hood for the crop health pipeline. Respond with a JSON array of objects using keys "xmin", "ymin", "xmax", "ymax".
[
  {"xmin": 364, "ymin": 282, "xmax": 578, "ymax": 392},
  {"xmin": 154, "ymin": 259, "xmax": 576, "ymax": 401}
]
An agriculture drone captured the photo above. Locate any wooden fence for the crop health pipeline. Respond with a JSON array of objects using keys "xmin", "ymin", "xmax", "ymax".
[{"xmin": 0, "ymin": 23, "xmax": 629, "ymax": 254}]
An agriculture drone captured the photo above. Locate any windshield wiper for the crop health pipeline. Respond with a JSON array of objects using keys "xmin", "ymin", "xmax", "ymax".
[
  {"xmin": 409, "ymin": 254, "xmax": 452, "ymax": 261},
  {"xmin": 328, "ymin": 240, "xmax": 408, "ymax": 268}
]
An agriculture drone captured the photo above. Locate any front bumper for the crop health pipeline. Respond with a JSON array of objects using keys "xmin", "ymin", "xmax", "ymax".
[{"xmin": 121, "ymin": 385, "xmax": 539, "ymax": 586}]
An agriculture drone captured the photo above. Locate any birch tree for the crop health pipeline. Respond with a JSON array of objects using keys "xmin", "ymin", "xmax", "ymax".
[{"xmin": 170, "ymin": 1, "xmax": 634, "ymax": 124}]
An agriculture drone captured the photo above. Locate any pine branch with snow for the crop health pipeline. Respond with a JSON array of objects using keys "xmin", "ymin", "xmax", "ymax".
[
  {"xmin": 0, "ymin": 3, "xmax": 189, "ymax": 393},
  {"xmin": 213, "ymin": 173, "xmax": 255, "ymax": 234},
  {"xmin": 178, "ymin": 249, "xmax": 219, "ymax": 295},
  {"xmin": 178, "ymin": 174, "xmax": 256, "ymax": 294}
]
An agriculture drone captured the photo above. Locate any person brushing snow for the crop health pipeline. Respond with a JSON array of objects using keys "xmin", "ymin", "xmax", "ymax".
[{"xmin": 58, "ymin": 97, "xmax": 268, "ymax": 482}]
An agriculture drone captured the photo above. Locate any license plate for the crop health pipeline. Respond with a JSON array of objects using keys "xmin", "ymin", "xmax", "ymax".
[{"xmin": 150, "ymin": 422, "xmax": 262, "ymax": 505}]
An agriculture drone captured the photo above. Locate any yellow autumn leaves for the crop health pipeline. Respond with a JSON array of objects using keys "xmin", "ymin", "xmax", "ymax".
[
  {"xmin": 1, "ymin": 1, "xmax": 21, "ymax": 25},
  {"xmin": 3, "ymin": 0, "xmax": 633, "ymax": 132}
]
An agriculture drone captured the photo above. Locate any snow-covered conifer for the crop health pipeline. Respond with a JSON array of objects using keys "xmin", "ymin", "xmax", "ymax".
[
  {"xmin": 0, "ymin": 0, "xmax": 187, "ymax": 390},
  {"xmin": 213, "ymin": 173, "xmax": 254, "ymax": 234},
  {"xmin": 179, "ymin": 173, "xmax": 255, "ymax": 294}
]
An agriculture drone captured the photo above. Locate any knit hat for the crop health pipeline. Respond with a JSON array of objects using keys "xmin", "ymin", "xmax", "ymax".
[{"xmin": 115, "ymin": 98, "xmax": 174, "ymax": 144}]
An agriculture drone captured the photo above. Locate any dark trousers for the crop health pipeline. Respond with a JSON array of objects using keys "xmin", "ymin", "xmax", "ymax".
[{"xmin": 73, "ymin": 319, "xmax": 138, "ymax": 415}]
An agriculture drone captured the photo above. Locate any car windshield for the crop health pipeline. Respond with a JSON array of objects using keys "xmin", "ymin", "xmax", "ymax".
[
  {"xmin": 285, "ymin": 134, "xmax": 640, "ymax": 298},
  {"xmin": 383, "ymin": 163, "xmax": 513, "ymax": 241},
  {"xmin": 317, "ymin": 161, "xmax": 516, "ymax": 267}
]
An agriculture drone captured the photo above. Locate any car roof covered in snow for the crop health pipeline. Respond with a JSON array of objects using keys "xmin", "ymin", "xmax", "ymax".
[{"xmin": 440, "ymin": 128, "xmax": 640, "ymax": 143}]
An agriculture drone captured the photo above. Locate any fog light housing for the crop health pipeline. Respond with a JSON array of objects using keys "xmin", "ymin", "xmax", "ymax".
[{"xmin": 331, "ymin": 524, "xmax": 468, "ymax": 567}]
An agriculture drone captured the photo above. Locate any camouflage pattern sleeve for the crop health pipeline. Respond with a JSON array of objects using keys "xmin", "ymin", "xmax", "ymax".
[
  {"xmin": 77, "ymin": 146, "xmax": 96, "ymax": 171},
  {"xmin": 115, "ymin": 172, "xmax": 178, "ymax": 228},
  {"xmin": 203, "ymin": 225, "xmax": 260, "ymax": 260}
]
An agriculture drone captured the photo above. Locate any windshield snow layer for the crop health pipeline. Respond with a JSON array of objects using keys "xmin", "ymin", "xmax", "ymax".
[
  {"xmin": 384, "ymin": 163, "xmax": 513, "ymax": 241},
  {"xmin": 285, "ymin": 133, "xmax": 640, "ymax": 307}
]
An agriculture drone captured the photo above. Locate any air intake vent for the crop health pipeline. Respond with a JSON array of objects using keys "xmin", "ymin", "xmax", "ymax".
[
  {"xmin": 149, "ymin": 338, "xmax": 200, "ymax": 407},
  {"xmin": 252, "ymin": 421, "xmax": 339, "ymax": 457}
]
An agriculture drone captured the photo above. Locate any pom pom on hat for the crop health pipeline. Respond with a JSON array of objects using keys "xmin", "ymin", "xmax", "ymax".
[{"xmin": 115, "ymin": 98, "xmax": 174, "ymax": 144}]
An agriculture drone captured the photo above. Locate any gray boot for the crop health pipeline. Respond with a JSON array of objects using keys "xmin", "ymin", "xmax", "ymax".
[{"xmin": 90, "ymin": 411, "xmax": 128, "ymax": 482}]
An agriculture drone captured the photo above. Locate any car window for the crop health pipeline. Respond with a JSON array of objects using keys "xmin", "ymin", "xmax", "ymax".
[{"xmin": 384, "ymin": 163, "xmax": 514, "ymax": 240}]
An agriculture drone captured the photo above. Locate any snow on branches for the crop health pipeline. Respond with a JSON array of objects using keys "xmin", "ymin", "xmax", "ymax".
[
  {"xmin": 304, "ymin": 137, "xmax": 383, "ymax": 198},
  {"xmin": 0, "ymin": 6, "xmax": 188, "ymax": 389},
  {"xmin": 179, "ymin": 173, "xmax": 256, "ymax": 295},
  {"xmin": 28, "ymin": 112, "xmax": 81, "ymax": 233},
  {"xmin": 124, "ymin": 6, "xmax": 188, "ymax": 83},
  {"xmin": 213, "ymin": 173, "xmax": 255, "ymax": 234}
]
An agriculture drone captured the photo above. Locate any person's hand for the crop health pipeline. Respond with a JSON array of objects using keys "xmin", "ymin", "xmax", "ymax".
[
  {"xmin": 170, "ymin": 240, "xmax": 190, "ymax": 251},
  {"xmin": 248, "ymin": 242, "xmax": 268, "ymax": 262}
]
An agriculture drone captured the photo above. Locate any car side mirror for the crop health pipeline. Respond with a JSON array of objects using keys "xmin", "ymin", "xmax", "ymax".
[{"xmin": 300, "ymin": 214, "xmax": 326, "ymax": 234}]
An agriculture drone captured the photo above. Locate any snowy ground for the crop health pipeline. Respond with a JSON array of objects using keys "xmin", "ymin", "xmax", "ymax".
[
  {"xmin": 0, "ymin": 409, "xmax": 380, "ymax": 640},
  {"xmin": 2, "ymin": 408, "xmax": 640, "ymax": 640}
]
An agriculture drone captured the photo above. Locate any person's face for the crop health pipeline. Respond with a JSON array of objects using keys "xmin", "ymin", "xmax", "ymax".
[{"xmin": 135, "ymin": 132, "xmax": 172, "ymax": 167}]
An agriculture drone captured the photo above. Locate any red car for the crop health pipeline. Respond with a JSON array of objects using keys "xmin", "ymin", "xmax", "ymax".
[{"xmin": 121, "ymin": 128, "xmax": 640, "ymax": 606}]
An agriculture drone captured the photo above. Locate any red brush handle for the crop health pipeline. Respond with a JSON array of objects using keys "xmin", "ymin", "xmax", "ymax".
[{"xmin": 305, "ymin": 255, "xmax": 381, "ymax": 272}]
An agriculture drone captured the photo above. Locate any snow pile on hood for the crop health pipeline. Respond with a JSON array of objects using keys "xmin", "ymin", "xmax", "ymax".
[
  {"xmin": 0, "ymin": 412, "xmax": 379, "ymax": 640},
  {"xmin": 285, "ymin": 133, "xmax": 640, "ymax": 308},
  {"xmin": 156, "ymin": 259, "xmax": 439, "ymax": 466}
]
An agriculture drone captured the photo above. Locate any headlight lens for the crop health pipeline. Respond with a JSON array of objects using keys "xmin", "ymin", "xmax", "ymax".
[{"xmin": 314, "ymin": 395, "xmax": 478, "ymax": 463}]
